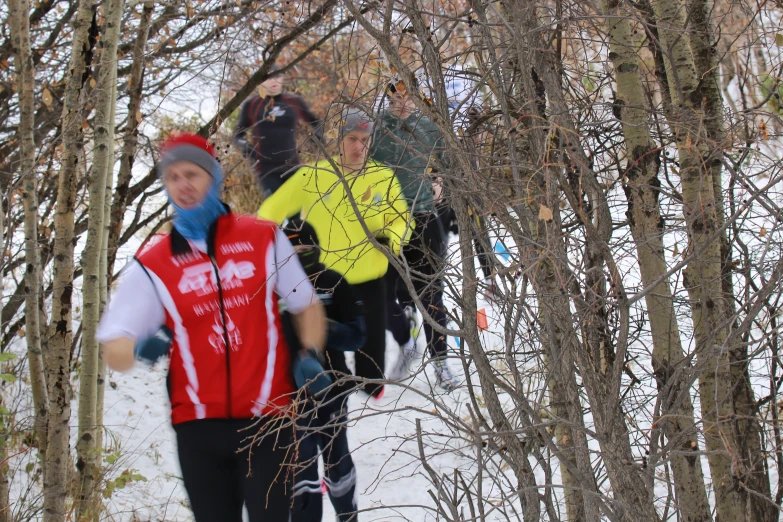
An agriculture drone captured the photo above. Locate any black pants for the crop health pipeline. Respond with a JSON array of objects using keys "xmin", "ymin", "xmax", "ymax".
[
  {"xmin": 386, "ymin": 276, "xmax": 411, "ymax": 347},
  {"xmin": 174, "ymin": 418, "xmax": 293, "ymax": 522},
  {"xmin": 293, "ymin": 404, "xmax": 358, "ymax": 521},
  {"xmin": 437, "ymin": 204, "xmax": 494, "ymax": 279},
  {"xmin": 257, "ymin": 164, "xmax": 296, "ymax": 197},
  {"xmin": 352, "ymin": 278, "xmax": 386, "ymax": 397},
  {"xmin": 387, "ymin": 212, "xmax": 449, "ymax": 358}
]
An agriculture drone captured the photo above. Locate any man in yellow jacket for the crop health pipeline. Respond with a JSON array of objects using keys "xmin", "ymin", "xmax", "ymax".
[{"xmin": 259, "ymin": 106, "xmax": 411, "ymax": 398}]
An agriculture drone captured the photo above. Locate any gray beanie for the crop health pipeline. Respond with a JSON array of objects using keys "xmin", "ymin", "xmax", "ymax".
[
  {"xmin": 337, "ymin": 107, "xmax": 374, "ymax": 140},
  {"xmin": 156, "ymin": 133, "xmax": 220, "ymax": 182}
]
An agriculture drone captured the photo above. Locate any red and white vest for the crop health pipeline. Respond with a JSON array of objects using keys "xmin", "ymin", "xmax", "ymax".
[{"xmin": 136, "ymin": 214, "xmax": 295, "ymax": 424}]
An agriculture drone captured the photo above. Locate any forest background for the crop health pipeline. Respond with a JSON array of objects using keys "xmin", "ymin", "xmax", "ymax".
[{"xmin": 3, "ymin": 0, "xmax": 783, "ymax": 521}]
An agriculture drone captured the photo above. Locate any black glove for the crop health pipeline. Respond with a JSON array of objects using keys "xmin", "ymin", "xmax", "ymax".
[
  {"xmin": 292, "ymin": 348, "xmax": 331, "ymax": 396},
  {"xmin": 134, "ymin": 326, "xmax": 172, "ymax": 365}
]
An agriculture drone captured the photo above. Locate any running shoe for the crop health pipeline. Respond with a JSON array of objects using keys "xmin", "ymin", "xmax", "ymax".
[
  {"xmin": 388, "ymin": 338, "xmax": 417, "ymax": 381},
  {"xmin": 433, "ymin": 357, "xmax": 459, "ymax": 392}
]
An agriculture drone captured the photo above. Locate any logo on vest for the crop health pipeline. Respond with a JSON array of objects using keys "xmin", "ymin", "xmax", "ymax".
[
  {"xmin": 208, "ymin": 310, "xmax": 242, "ymax": 354},
  {"xmin": 178, "ymin": 260, "xmax": 256, "ymax": 296},
  {"xmin": 267, "ymin": 105, "xmax": 286, "ymax": 120}
]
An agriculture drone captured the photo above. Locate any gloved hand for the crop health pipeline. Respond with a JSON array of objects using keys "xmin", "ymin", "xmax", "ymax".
[
  {"xmin": 134, "ymin": 326, "xmax": 172, "ymax": 365},
  {"xmin": 292, "ymin": 348, "xmax": 331, "ymax": 396},
  {"xmin": 326, "ymin": 316, "xmax": 365, "ymax": 353},
  {"xmin": 234, "ymin": 136, "xmax": 256, "ymax": 160}
]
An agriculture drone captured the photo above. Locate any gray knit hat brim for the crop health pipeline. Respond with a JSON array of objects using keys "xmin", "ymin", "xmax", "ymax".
[
  {"xmin": 338, "ymin": 107, "xmax": 374, "ymax": 140},
  {"xmin": 157, "ymin": 144, "xmax": 219, "ymax": 181}
]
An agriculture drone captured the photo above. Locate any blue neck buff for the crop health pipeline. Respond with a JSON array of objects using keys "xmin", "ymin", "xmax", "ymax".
[{"xmin": 170, "ymin": 157, "xmax": 227, "ymax": 242}]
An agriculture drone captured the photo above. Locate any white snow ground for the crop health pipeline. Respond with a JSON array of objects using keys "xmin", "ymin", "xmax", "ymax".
[
  {"xmin": 81, "ymin": 234, "xmax": 525, "ymax": 521},
  {"xmin": 6, "ymin": 232, "xmax": 546, "ymax": 521},
  {"xmin": 97, "ymin": 327, "xmax": 501, "ymax": 522}
]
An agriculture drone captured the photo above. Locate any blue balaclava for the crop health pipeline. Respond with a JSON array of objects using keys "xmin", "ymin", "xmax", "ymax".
[{"xmin": 157, "ymin": 133, "xmax": 226, "ymax": 242}]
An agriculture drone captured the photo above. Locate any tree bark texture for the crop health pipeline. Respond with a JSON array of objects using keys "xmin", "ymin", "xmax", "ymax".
[
  {"xmin": 75, "ymin": 0, "xmax": 124, "ymax": 518},
  {"xmin": 0, "ymin": 152, "xmax": 8, "ymax": 522},
  {"xmin": 44, "ymin": 0, "xmax": 98, "ymax": 520},
  {"xmin": 649, "ymin": 0, "xmax": 772, "ymax": 519},
  {"xmin": 0, "ymin": 393, "xmax": 8, "ymax": 522},
  {"xmin": 8, "ymin": 0, "xmax": 50, "ymax": 459},
  {"xmin": 96, "ymin": 61, "xmax": 118, "ymax": 455},
  {"xmin": 106, "ymin": 0, "xmax": 153, "ymax": 280},
  {"xmin": 601, "ymin": 1, "xmax": 712, "ymax": 520},
  {"xmin": 685, "ymin": 4, "xmax": 774, "ymax": 517}
]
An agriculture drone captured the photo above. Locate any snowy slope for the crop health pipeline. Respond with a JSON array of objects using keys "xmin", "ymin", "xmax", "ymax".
[
  {"xmin": 98, "ymin": 328, "xmax": 510, "ymax": 522},
  {"xmin": 6, "ymin": 231, "xmax": 535, "ymax": 521}
]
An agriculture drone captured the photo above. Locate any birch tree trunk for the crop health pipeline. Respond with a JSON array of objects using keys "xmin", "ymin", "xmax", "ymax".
[
  {"xmin": 0, "ymin": 390, "xmax": 8, "ymax": 522},
  {"xmin": 75, "ymin": 0, "xmax": 124, "ymax": 518},
  {"xmin": 686, "ymin": 0, "xmax": 731, "ymax": 296},
  {"xmin": 0, "ymin": 179, "xmax": 8, "ymax": 522},
  {"xmin": 106, "ymin": 0, "xmax": 153, "ymax": 280},
  {"xmin": 95, "ymin": 64, "xmax": 117, "ymax": 454},
  {"xmin": 8, "ymin": 0, "xmax": 49, "ymax": 458},
  {"xmin": 649, "ymin": 0, "xmax": 772, "ymax": 519},
  {"xmin": 601, "ymin": 1, "xmax": 711, "ymax": 520},
  {"xmin": 492, "ymin": 1, "xmax": 660, "ymax": 517},
  {"xmin": 469, "ymin": 4, "xmax": 601, "ymax": 519},
  {"xmin": 686, "ymin": 3, "xmax": 773, "ymax": 517},
  {"xmin": 45, "ymin": 0, "xmax": 98, "ymax": 519}
]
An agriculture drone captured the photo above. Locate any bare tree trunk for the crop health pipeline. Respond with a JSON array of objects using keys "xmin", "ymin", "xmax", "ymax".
[
  {"xmin": 8, "ymin": 0, "xmax": 49, "ymax": 458},
  {"xmin": 105, "ymin": 0, "xmax": 153, "ymax": 280},
  {"xmin": 601, "ymin": 1, "xmax": 711, "ymax": 520},
  {"xmin": 648, "ymin": 0, "xmax": 772, "ymax": 519},
  {"xmin": 0, "ymin": 391, "xmax": 8, "ymax": 522},
  {"xmin": 95, "ymin": 62, "xmax": 117, "ymax": 455},
  {"xmin": 686, "ymin": 3, "xmax": 774, "ymax": 518},
  {"xmin": 546, "ymin": 345, "xmax": 593, "ymax": 522},
  {"xmin": 75, "ymin": 0, "xmax": 124, "ymax": 518},
  {"xmin": 44, "ymin": 0, "xmax": 98, "ymax": 520},
  {"xmin": 686, "ymin": 0, "xmax": 731, "ymax": 294},
  {"xmin": 0, "ymin": 180, "xmax": 8, "ymax": 522}
]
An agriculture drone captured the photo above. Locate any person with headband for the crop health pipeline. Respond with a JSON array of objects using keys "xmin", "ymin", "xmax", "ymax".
[
  {"xmin": 97, "ymin": 133, "xmax": 326, "ymax": 522},
  {"xmin": 370, "ymin": 80, "xmax": 459, "ymax": 392},
  {"xmin": 259, "ymin": 106, "xmax": 411, "ymax": 399},
  {"xmin": 234, "ymin": 66, "xmax": 323, "ymax": 197}
]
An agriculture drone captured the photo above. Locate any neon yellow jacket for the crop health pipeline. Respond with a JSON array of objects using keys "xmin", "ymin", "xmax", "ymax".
[{"xmin": 258, "ymin": 158, "xmax": 413, "ymax": 284}]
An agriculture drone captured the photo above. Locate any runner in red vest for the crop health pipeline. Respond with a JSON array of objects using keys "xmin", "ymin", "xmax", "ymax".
[{"xmin": 97, "ymin": 133, "xmax": 326, "ymax": 522}]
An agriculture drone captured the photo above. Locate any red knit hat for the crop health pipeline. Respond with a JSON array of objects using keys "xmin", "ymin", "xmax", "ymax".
[{"xmin": 157, "ymin": 133, "xmax": 219, "ymax": 179}]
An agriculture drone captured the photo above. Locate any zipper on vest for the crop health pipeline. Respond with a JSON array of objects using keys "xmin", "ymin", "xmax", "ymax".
[{"xmin": 210, "ymin": 254, "xmax": 233, "ymax": 419}]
